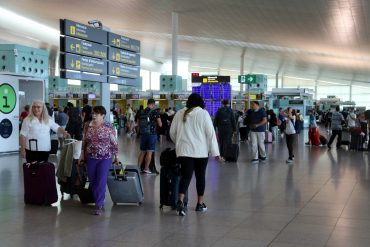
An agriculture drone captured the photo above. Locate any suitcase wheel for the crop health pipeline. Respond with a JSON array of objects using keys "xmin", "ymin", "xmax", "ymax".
[{"xmin": 138, "ymin": 202, "xmax": 143, "ymax": 206}]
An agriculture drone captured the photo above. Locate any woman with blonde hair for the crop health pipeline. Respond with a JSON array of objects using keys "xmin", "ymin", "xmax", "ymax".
[{"xmin": 20, "ymin": 100, "xmax": 68, "ymax": 162}]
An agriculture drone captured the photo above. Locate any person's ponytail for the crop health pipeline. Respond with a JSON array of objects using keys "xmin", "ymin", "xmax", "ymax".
[{"xmin": 183, "ymin": 107, "xmax": 195, "ymax": 123}]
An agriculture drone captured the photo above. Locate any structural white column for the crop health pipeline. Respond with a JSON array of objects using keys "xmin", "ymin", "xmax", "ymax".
[
  {"xmin": 100, "ymin": 82, "xmax": 111, "ymax": 121},
  {"xmin": 149, "ymin": 71, "xmax": 152, "ymax": 90},
  {"xmin": 240, "ymin": 48, "xmax": 246, "ymax": 92},
  {"xmin": 314, "ymin": 80, "xmax": 318, "ymax": 100},
  {"xmin": 349, "ymin": 82, "xmax": 353, "ymax": 101},
  {"xmin": 281, "ymin": 74, "xmax": 284, "ymax": 88},
  {"xmin": 172, "ymin": 12, "xmax": 178, "ymax": 76},
  {"xmin": 275, "ymin": 73, "xmax": 279, "ymax": 88}
]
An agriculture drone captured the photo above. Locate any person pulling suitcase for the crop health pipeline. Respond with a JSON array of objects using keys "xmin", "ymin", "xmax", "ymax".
[
  {"xmin": 170, "ymin": 93, "xmax": 222, "ymax": 216},
  {"xmin": 214, "ymin": 100, "xmax": 236, "ymax": 161},
  {"xmin": 79, "ymin": 106, "xmax": 119, "ymax": 216},
  {"xmin": 20, "ymin": 100, "xmax": 68, "ymax": 205}
]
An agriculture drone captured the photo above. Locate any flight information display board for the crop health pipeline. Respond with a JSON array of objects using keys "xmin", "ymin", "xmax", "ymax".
[{"xmin": 60, "ymin": 19, "xmax": 140, "ymax": 85}]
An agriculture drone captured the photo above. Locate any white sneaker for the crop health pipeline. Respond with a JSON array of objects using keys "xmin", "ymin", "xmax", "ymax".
[
  {"xmin": 142, "ymin": 169, "xmax": 152, "ymax": 174},
  {"xmin": 286, "ymin": 159, "xmax": 293, "ymax": 164}
]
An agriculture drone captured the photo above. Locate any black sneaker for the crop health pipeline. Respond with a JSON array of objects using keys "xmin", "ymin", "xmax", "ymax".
[
  {"xmin": 195, "ymin": 202, "xmax": 208, "ymax": 212},
  {"xmin": 259, "ymin": 156, "xmax": 267, "ymax": 161},
  {"xmin": 176, "ymin": 200, "xmax": 186, "ymax": 216},
  {"xmin": 251, "ymin": 159, "xmax": 259, "ymax": 164}
]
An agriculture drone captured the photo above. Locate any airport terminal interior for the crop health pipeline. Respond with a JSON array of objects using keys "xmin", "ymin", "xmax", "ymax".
[{"xmin": 2, "ymin": 0, "xmax": 370, "ymax": 246}]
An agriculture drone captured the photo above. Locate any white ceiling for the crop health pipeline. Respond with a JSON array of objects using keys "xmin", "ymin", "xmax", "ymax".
[{"xmin": 1, "ymin": 0, "xmax": 370, "ymax": 84}]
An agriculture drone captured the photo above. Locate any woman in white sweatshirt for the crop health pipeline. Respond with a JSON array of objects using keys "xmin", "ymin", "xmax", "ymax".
[{"xmin": 170, "ymin": 93, "xmax": 221, "ymax": 216}]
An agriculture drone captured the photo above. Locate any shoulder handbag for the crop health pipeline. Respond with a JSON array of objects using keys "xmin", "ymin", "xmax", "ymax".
[
  {"xmin": 81, "ymin": 121, "xmax": 91, "ymax": 160},
  {"xmin": 285, "ymin": 119, "xmax": 296, "ymax": 135}
]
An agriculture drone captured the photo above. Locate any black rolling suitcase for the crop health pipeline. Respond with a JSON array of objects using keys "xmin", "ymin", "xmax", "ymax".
[
  {"xmin": 350, "ymin": 133, "xmax": 363, "ymax": 150},
  {"xmin": 159, "ymin": 166, "xmax": 188, "ymax": 209},
  {"xmin": 224, "ymin": 143, "xmax": 239, "ymax": 162},
  {"xmin": 59, "ymin": 159, "xmax": 79, "ymax": 197},
  {"xmin": 23, "ymin": 139, "xmax": 58, "ymax": 205},
  {"xmin": 319, "ymin": 135, "xmax": 328, "ymax": 145},
  {"xmin": 75, "ymin": 164, "xmax": 94, "ymax": 204}
]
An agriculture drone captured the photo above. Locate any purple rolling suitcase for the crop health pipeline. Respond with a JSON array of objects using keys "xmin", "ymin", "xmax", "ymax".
[{"xmin": 23, "ymin": 139, "xmax": 58, "ymax": 205}]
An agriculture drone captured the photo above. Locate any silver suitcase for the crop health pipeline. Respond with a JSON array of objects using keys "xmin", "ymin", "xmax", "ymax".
[{"xmin": 107, "ymin": 164, "xmax": 144, "ymax": 205}]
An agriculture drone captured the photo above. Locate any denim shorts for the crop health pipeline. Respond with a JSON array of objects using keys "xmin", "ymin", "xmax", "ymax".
[{"xmin": 140, "ymin": 134, "xmax": 157, "ymax": 152}]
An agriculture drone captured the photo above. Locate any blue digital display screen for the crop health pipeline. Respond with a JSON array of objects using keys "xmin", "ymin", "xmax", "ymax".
[{"xmin": 212, "ymin": 84, "xmax": 221, "ymax": 100}]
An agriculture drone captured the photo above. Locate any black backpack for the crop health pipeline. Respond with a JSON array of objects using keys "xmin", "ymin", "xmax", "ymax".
[
  {"xmin": 294, "ymin": 119, "xmax": 303, "ymax": 134},
  {"xmin": 139, "ymin": 109, "xmax": 153, "ymax": 134},
  {"xmin": 217, "ymin": 107, "xmax": 232, "ymax": 127}
]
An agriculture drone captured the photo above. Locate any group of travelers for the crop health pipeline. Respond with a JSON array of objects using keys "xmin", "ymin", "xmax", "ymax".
[
  {"xmin": 121, "ymin": 104, "xmax": 176, "ymax": 138},
  {"xmin": 20, "ymin": 98, "xmax": 118, "ymax": 216},
  {"xmin": 315, "ymin": 107, "xmax": 370, "ymax": 150},
  {"xmin": 20, "ymin": 93, "xmax": 370, "ymax": 218},
  {"xmin": 216, "ymin": 101, "xmax": 305, "ymax": 164}
]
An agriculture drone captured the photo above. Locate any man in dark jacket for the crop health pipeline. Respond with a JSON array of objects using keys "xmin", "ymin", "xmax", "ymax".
[{"xmin": 214, "ymin": 100, "xmax": 236, "ymax": 159}]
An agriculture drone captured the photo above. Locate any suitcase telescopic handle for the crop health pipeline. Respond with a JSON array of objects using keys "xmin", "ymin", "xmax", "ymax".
[
  {"xmin": 29, "ymin": 139, "xmax": 38, "ymax": 151},
  {"xmin": 112, "ymin": 162, "xmax": 126, "ymax": 181}
]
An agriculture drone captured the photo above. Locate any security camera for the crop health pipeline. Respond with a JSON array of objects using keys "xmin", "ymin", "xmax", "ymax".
[{"xmin": 88, "ymin": 20, "xmax": 102, "ymax": 29}]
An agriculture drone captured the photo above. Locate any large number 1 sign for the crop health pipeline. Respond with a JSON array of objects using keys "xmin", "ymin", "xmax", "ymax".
[{"xmin": 0, "ymin": 83, "xmax": 16, "ymax": 114}]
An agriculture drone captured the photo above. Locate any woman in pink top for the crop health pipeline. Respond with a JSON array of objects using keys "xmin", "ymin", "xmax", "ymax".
[{"xmin": 80, "ymin": 106, "xmax": 118, "ymax": 215}]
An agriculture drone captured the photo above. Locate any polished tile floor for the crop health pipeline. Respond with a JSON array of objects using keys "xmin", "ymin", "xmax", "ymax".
[{"xmin": 1, "ymin": 131, "xmax": 370, "ymax": 247}]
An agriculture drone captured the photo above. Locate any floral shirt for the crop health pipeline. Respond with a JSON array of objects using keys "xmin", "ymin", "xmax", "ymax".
[{"xmin": 83, "ymin": 121, "xmax": 118, "ymax": 160}]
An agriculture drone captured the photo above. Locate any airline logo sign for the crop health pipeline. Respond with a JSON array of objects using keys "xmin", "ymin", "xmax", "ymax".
[{"xmin": 62, "ymin": 36, "xmax": 107, "ymax": 59}]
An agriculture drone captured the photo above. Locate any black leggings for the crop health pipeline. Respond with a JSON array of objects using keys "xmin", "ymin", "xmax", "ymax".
[
  {"xmin": 286, "ymin": 134, "xmax": 295, "ymax": 159},
  {"xmin": 178, "ymin": 157, "xmax": 208, "ymax": 197},
  {"xmin": 25, "ymin": 150, "xmax": 50, "ymax": 163}
]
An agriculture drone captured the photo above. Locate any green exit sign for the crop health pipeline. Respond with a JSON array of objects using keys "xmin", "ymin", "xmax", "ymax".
[{"xmin": 238, "ymin": 74, "xmax": 256, "ymax": 84}]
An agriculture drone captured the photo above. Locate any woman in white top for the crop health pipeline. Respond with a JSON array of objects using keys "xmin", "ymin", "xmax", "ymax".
[
  {"xmin": 20, "ymin": 100, "xmax": 68, "ymax": 162},
  {"xmin": 170, "ymin": 93, "xmax": 221, "ymax": 216},
  {"xmin": 284, "ymin": 107, "xmax": 296, "ymax": 164},
  {"xmin": 347, "ymin": 110, "xmax": 357, "ymax": 130}
]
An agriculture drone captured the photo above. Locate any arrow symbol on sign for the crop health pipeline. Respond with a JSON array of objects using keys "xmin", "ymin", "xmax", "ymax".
[
  {"xmin": 70, "ymin": 60, "xmax": 75, "ymax": 68},
  {"xmin": 112, "ymin": 39, "xmax": 116, "ymax": 45},
  {"xmin": 70, "ymin": 44, "xmax": 75, "ymax": 50},
  {"xmin": 247, "ymin": 77, "xmax": 253, "ymax": 82},
  {"xmin": 112, "ymin": 68, "xmax": 115, "ymax": 74}
]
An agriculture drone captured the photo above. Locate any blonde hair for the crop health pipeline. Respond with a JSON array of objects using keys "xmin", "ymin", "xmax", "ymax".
[{"xmin": 26, "ymin": 100, "xmax": 50, "ymax": 124}]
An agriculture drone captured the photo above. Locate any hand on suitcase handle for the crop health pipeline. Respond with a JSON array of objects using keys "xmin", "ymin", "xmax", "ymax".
[{"xmin": 216, "ymin": 156, "xmax": 225, "ymax": 162}]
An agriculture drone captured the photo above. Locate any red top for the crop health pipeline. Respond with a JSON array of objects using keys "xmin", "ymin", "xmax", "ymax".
[{"xmin": 20, "ymin": 111, "xmax": 28, "ymax": 121}]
